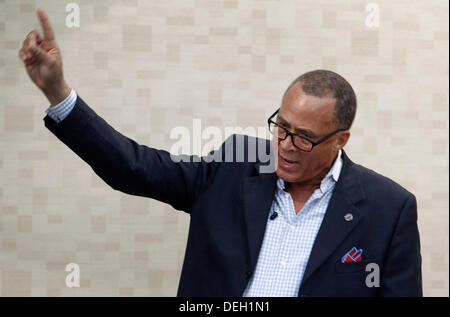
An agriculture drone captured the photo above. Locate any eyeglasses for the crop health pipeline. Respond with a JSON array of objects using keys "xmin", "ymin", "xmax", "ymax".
[{"xmin": 267, "ymin": 108, "xmax": 347, "ymax": 152}]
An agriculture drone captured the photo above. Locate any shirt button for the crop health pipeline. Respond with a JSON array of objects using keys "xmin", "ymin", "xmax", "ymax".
[
  {"xmin": 289, "ymin": 225, "xmax": 295, "ymax": 230},
  {"xmin": 280, "ymin": 260, "xmax": 286, "ymax": 267}
]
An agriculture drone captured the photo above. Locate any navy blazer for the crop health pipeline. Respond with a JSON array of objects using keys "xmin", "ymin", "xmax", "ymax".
[{"xmin": 44, "ymin": 96, "xmax": 422, "ymax": 297}]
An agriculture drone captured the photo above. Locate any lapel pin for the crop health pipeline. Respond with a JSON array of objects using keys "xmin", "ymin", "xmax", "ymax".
[{"xmin": 344, "ymin": 213, "xmax": 353, "ymax": 222}]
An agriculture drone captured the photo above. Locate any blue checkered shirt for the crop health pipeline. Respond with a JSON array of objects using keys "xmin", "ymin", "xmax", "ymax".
[
  {"xmin": 46, "ymin": 91, "xmax": 343, "ymax": 297},
  {"xmin": 45, "ymin": 89, "xmax": 77, "ymax": 123},
  {"xmin": 242, "ymin": 150, "xmax": 343, "ymax": 297}
]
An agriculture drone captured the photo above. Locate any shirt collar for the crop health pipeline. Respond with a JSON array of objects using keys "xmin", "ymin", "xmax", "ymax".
[
  {"xmin": 277, "ymin": 149, "xmax": 343, "ymax": 191},
  {"xmin": 330, "ymin": 149, "xmax": 343, "ymax": 182}
]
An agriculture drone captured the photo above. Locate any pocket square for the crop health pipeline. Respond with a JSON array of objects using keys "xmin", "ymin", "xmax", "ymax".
[{"xmin": 341, "ymin": 247, "xmax": 363, "ymax": 263}]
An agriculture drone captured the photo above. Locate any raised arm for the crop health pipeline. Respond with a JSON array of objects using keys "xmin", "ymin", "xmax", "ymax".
[
  {"xmin": 43, "ymin": 95, "xmax": 215, "ymax": 213},
  {"xmin": 19, "ymin": 9, "xmax": 218, "ymax": 213}
]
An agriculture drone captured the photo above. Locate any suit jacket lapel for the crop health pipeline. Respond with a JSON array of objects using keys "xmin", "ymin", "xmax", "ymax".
[
  {"xmin": 242, "ymin": 171, "xmax": 278, "ymax": 271},
  {"xmin": 299, "ymin": 150, "xmax": 366, "ymax": 291}
]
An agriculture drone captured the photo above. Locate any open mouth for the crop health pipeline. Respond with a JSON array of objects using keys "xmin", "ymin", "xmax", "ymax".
[{"xmin": 279, "ymin": 154, "xmax": 299, "ymax": 166}]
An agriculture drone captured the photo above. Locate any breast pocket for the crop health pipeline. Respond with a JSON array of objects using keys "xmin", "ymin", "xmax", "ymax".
[{"xmin": 334, "ymin": 259, "xmax": 377, "ymax": 274}]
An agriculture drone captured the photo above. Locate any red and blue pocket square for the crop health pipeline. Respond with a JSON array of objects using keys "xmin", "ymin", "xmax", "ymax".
[{"xmin": 341, "ymin": 247, "xmax": 363, "ymax": 263}]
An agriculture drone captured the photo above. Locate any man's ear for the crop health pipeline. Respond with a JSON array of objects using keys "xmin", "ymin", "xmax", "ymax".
[{"xmin": 334, "ymin": 131, "xmax": 350, "ymax": 151}]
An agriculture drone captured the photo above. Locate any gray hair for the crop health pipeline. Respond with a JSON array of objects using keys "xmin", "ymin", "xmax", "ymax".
[{"xmin": 283, "ymin": 69, "xmax": 357, "ymax": 130}]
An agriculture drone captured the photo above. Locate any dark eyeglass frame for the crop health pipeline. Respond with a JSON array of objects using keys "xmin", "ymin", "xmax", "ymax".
[{"xmin": 267, "ymin": 108, "xmax": 347, "ymax": 152}]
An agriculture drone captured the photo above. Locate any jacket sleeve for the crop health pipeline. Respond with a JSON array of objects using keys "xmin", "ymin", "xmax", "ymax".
[
  {"xmin": 43, "ymin": 95, "xmax": 218, "ymax": 213},
  {"xmin": 378, "ymin": 194, "xmax": 423, "ymax": 296}
]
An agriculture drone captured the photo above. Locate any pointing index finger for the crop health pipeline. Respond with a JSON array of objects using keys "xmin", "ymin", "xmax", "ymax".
[{"xmin": 37, "ymin": 8, "xmax": 54, "ymax": 41}]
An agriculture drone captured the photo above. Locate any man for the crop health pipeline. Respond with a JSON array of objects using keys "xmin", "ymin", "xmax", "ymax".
[{"xmin": 19, "ymin": 9, "xmax": 422, "ymax": 296}]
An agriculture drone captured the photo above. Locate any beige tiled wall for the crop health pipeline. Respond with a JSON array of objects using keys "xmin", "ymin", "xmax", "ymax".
[{"xmin": 0, "ymin": 0, "xmax": 448, "ymax": 296}]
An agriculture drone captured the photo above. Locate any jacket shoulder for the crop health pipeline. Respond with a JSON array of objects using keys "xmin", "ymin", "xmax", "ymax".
[{"xmin": 352, "ymin": 161, "xmax": 415, "ymax": 201}]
